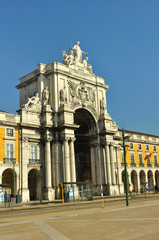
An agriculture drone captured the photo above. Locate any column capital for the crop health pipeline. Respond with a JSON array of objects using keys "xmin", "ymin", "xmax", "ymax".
[
  {"xmin": 61, "ymin": 136, "xmax": 70, "ymax": 142},
  {"xmin": 45, "ymin": 138, "xmax": 52, "ymax": 142},
  {"xmin": 70, "ymin": 137, "xmax": 76, "ymax": 142}
]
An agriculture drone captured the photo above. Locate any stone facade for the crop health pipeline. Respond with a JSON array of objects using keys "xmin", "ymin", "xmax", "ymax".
[{"xmin": 0, "ymin": 42, "xmax": 158, "ymax": 202}]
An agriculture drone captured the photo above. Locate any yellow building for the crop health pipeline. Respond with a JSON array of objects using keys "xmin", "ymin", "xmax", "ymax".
[
  {"xmin": 0, "ymin": 110, "xmax": 20, "ymax": 196},
  {"xmin": 118, "ymin": 129, "xmax": 159, "ymax": 193}
]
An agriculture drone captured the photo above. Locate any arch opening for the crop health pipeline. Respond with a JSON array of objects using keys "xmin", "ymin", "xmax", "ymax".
[
  {"xmin": 2, "ymin": 168, "xmax": 17, "ymax": 194},
  {"xmin": 74, "ymin": 108, "xmax": 96, "ymax": 183},
  {"xmin": 28, "ymin": 169, "xmax": 41, "ymax": 201}
]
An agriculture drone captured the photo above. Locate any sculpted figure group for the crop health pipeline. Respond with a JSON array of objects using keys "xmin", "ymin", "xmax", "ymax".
[{"xmin": 63, "ymin": 41, "xmax": 93, "ymax": 74}]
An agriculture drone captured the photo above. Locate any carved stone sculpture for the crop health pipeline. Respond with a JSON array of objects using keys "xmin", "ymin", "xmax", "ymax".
[
  {"xmin": 60, "ymin": 86, "xmax": 67, "ymax": 104},
  {"xmin": 43, "ymin": 87, "xmax": 49, "ymax": 105},
  {"xmin": 22, "ymin": 93, "xmax": 41, "ymax": 112},
  {"xmin": 72, "ymin": 41, "xmax": 87, "ymax": 62},
  {"xmin": 100, "ymin": 97, "xmax": 106, "ymax": 114}
]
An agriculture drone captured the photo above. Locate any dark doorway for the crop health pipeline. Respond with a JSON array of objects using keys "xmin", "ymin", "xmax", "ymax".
[
  {"xmin": 28, "ymin": 169, "xmax": 41, "ymax": 200},
  {"xmin": 74, "ymin": 109, "xmax": 96, "ymax": 183}
]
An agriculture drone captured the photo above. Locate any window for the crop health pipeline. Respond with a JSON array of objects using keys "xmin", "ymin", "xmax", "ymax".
[
  {"xmin": 121, "ymin": 152, "xmax": 124, "ymax": 164},
  {"xmin": 130, "ymin": 143, "xmax": 133, "ymax": 149},
  {"xmin": 130, "ymin": 153, "xmax": 135, "ymax": 164},
  {"xmin": 138, "ymin": 144, "xmax": 141, "ymax": 150},
  {"xmin": 146, "ymin": 145, "xmax": 149, "ymax": 151},
  {"xmin": 147, "ymin": 156, "xmax": 151, "ymax": 166},
  {"xmin": 31, "ymin": 145, "xmax": 37, "ymax": 160},
  {"xmin": 6, "ymin": 128, "xmax": 14, "ymax": 137},
  {"xmin": 5, "ymin": 143, "xmax": 14, "ymax": 161},
  {"xmin": 154, "ymin": 155, "xmax": 158, "ymax": 165},
  {"xmin": 153, "ymin": 146, "xmax": 156, "ymax": 152},
  {"xmin": 139, "ymin": 154, "xmax": 143, "ymax": 165}
]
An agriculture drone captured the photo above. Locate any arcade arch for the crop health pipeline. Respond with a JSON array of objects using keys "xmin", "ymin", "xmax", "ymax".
[
  {"xmin": 28, "ymin": 169, "xmax": 41, "ymax": 200},
  {"xmin": 155, "ymin": 170, "xmax": 159, "ymax": 190},
  {"xmin": 131, "ymin": 170, "xmax": 138, "ymax": 192},
  {"xmin": 2, "ymin": 168, "xmax": 17, "ymax": 194},
  {"xmin": 148, "ymin": 170, "xmax": 153, "ymax": 190}
]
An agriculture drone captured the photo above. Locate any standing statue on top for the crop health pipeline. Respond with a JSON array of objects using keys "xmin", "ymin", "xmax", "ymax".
[
  {"xmin": 62, "ymin": 41, "xmax": 93, "ymax": 74},
  {"xmin": 72, "ymin": 41, "xmax": 87, "ymax": 62}
]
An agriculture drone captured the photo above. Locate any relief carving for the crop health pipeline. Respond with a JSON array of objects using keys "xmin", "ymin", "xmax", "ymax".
[{"xmin": 67, "ymin": 79, "xmax": 97, "ymax": 116}]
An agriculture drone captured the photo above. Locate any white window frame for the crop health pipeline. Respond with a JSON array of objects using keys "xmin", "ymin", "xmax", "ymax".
[
  {"xmin": 6, "ymin": 128, "xmax": 14, "ymax": 137},
  {"xmin": 146, "ymin": 145, "xmax": 149, "ymax": 151},
  {"xmin": 138, "ymin": 144, "xmax": 142, "ymax": 150},
  {"xmin": 130, "ymin": 153, "xmax": 135, "ymax": 164},
  {"xmin": 31, "ymin": 145, "xmax": 38, "ymax": 160},
  {"xmin": 154, "ymin": 155, "xmax": 158, "ymax": 165},
  {"xmin": 139, "ymin": 154, "xmax": 143, "ymax": 165},
  {"xmin": 130, "ymin": 143, "xmax": 133, "ymax": 149},
  {"xmin": 5, "ymin": 143, "xmax": 14, "ymax": 162}
]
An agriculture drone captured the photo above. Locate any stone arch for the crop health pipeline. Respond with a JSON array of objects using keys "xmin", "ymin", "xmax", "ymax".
[
  {"xmin": 2, "ymin": 168, "xmax": 17, "ymax": 194},
  {"xmin": 155, "ymin": 170, "xmax": 159, "ymax": 190},
  {"xmin": 131, "ymin": 170, "xmax": 138, "ymax": 192},
  {"xmin": 28, "ymin": 169, "xmax": 41, "ymax": 201},
  {"xmin": 74, "ymin": 108, "xmax": 97, "ymax": 183},
  {"xmin": 139, "ymin": 170, "xmax": 146, "ymax": 192},
  {"xmin": 147, "ymin": 170, "xmax": 153, "ymax": 190}
]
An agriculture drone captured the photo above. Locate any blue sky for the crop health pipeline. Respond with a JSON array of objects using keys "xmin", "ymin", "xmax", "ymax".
[{"xmin": 0, "ymin": 0, "xmax": 159, "ymax": 135}]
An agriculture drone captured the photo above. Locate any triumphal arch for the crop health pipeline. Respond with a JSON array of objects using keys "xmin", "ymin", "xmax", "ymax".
[{"xmin": 16, "ymin": 42, "xmax": 123, "ymax": 201}]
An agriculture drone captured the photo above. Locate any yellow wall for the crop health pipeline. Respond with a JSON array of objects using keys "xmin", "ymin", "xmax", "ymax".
[
  {"xmin": 0, "ymin": 127, "xmax": 19, "ymax": 163},
  {"xmin": 119, "ymin": 143, "xmax": 159, "ymax": 167},
  {"xmin": 134, "ymin": 144, "xmax": 139, "ymax": 166},
  {"xmin": 0, "ymin": 128, "xmax": 5, "ymax": 162}
]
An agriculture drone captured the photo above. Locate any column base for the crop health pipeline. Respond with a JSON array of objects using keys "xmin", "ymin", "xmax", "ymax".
[
  {"xmin": 118, "ymin": 184, "xmax": 124, "ymax": 194},
  {"xmin": 107, "ymin": 184, "xmax": 121, "ymax": 195},
  {"xmin": 43, "ymin": 188, "xmax": 55, "ymax": 201},
  {"xmin": 21, "ymin": 188, "xmax": 30, "ymax": 202}
]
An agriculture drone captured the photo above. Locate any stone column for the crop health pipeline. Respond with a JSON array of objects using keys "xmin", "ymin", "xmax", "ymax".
[
  {"xmin": 51, "ymin": 141, "xmax": 56, "ymax": 188},
  {"xmin": 137, "ymin": 174, "xmax": 140, "ymax": 192},
  {"xmin": 128, "ymin": 172, "xmax": 131, "ymax": 187},
  {"xmin": 105, "ymin": 143, "xmax": 112, "ymax": 185},
  {"xmin": 102, "ymin": 145, "xmax": 107, "ymax": 185},
  {"xmin": 116, "ymin": 146, "xmax": 124, "ymax": 194},
  {"xmin": 45, "ymin": 140, "xmax": 52, "ymax": 189},
  {"xmin": 21, "ymin": 137, "xmax": 30, "ymax": 202},
  {"xmin": 63, "ymin": 138, "xmax": 71, "ymax": 183},
  {"xmin": 95, "ymin": 143, "xmax": 102, "ymax": 185},
  {"xmin": 0, "ymin": 176, "xmax": 2, "ymax": 185},
  {"xmin": 44, "ymin": 139, "xmax": 54, "ymax": 200},
  {"xmin": 116, "ymin": 147, "xmax": 122, "ymax": 185},
  {"xmin": 90, "ymin": 144, "xmax": 96, "ymax": 185},
  {"xmin": 55, "ymin": 141, "xmax": 61, "ymax": 187},
  {"xmin": 70, "ymin": 138, "xmax": 76, "ymax": 183},
  {"xmin": 110, "ymin": 143, "xmax": 116, "ymax": 185}
]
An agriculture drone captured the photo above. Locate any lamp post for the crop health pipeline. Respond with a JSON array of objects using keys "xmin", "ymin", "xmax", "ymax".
[{"xmin": 122, "ymin": 128, "xmax": 129, "ymax": 206}]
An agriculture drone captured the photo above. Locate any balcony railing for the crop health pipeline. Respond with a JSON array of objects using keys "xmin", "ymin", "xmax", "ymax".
[
  {"xmin": 29, "ymin": 159, "xmax": 40, "ymax": 164},
  {"xmin": 154, "ymin": 163, "xmax": 159, "ymax": 167},
  {"xmin": 3, "ymin": 158, "xmax": 16, "ymax": 163},
  {"xmin": 130, "ymin": 163, "xmax": 136, "ymax": 167},
  {"xmin": 139, "ymin": 163, "xmax": 144, "ymax": 167},
  {"xmin": 147, "ymin": 164, "xmax": 152, "ymax": 167}
]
